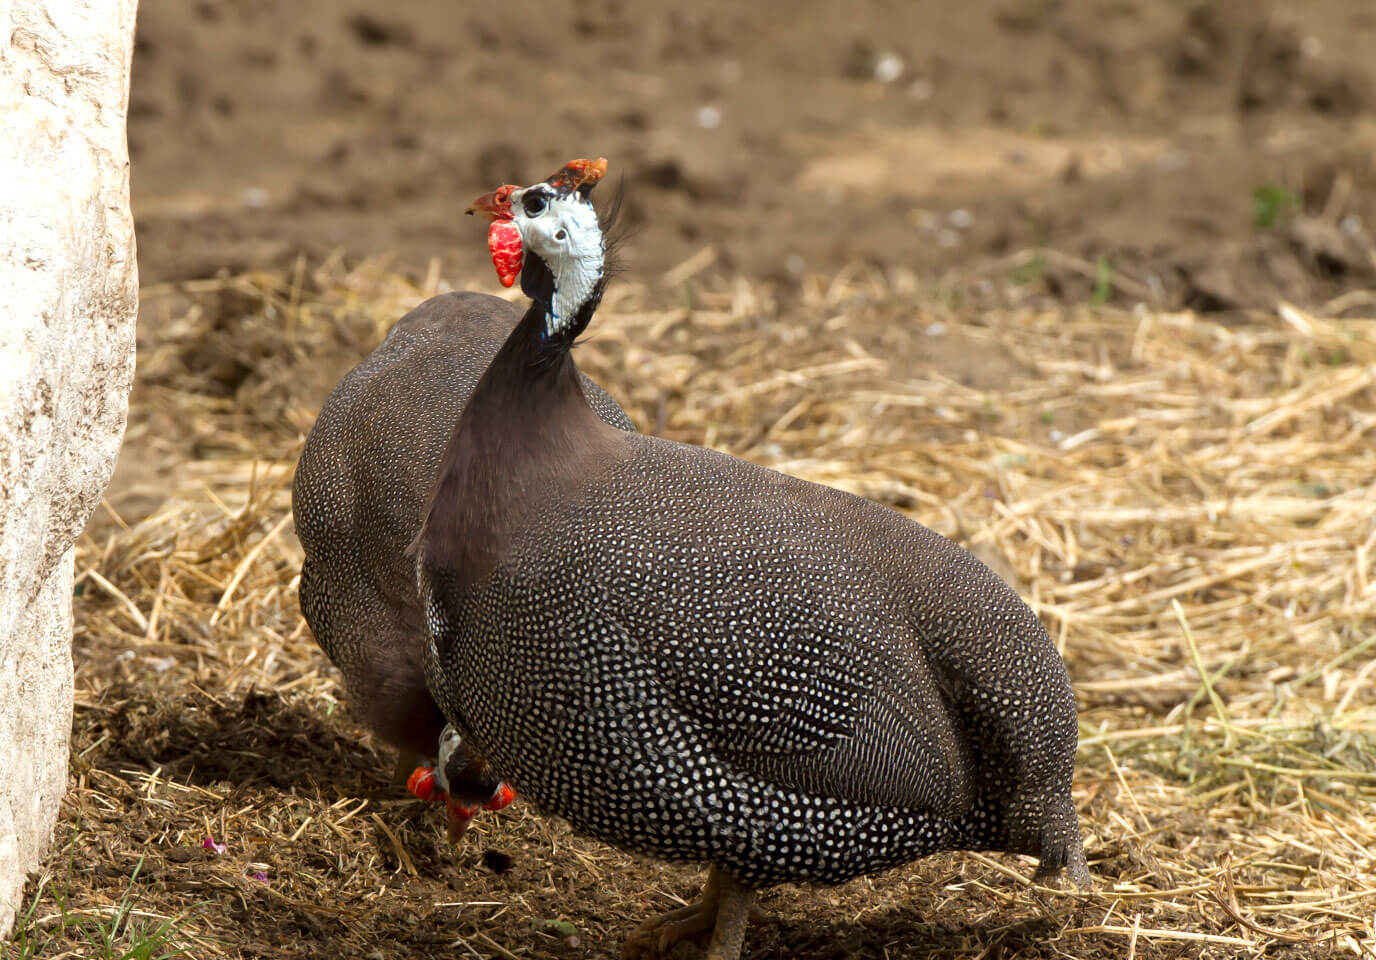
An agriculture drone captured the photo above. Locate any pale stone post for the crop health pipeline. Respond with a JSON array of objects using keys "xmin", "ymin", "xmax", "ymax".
[{"xmin": 0, "ymin": 0, "xmax": 140, "ymax": 935}]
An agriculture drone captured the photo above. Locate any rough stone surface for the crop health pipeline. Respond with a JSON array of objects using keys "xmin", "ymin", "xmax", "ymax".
[{"xmin": 0, "ymin": 0, "xmax": 139, "ymax": 936}]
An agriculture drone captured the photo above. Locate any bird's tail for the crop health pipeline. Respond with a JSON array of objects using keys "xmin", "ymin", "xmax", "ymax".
[{"xmin": 1032, "ymin": 824, "xmax": 1092, "ymax": 890}]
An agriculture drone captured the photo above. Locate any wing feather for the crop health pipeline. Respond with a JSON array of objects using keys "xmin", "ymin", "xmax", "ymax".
[{"xmin": 601, "ymin": 523, "xmax": 976, "ymax": 816}]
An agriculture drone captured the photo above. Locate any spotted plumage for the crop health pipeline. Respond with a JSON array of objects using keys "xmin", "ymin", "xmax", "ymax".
[
  {"xmin": 291, "ymin": 290, "xmax": 633, "ymax": 785},
  {"xmin": 423, "ymin": 430, "xmax": 1086, "ymax": 888},
  {"xmin": 419, "ymin": 159, "xmax": 1088, "ymax": 958}
]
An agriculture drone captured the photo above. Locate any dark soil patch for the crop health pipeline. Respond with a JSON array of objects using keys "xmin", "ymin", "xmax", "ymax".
[{"xmin": 129, "ymin": 0, "xmax": 1376, "ymax": 311}]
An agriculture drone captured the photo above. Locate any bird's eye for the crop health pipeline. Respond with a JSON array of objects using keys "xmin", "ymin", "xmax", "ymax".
[{"xmin": 522, "ymin": 192, "xmax": 548, "ymax": 217}]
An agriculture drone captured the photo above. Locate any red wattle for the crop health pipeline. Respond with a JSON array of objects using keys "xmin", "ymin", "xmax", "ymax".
[
  {"xmin": 407, "ymin": 766, "xmax": 441, "ymax": 802},
  {"xmin": 488, "ymin": 220, "xmax": 523, "ymax": 288},
  {"xmin": 484, "ymin": 782, "xmax": 517, "ymax": 811}
]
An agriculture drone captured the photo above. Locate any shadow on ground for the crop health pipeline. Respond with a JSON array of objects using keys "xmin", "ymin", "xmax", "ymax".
[{"xmin": 76, "ymin": 684, "xmax": 391, "ymax": 799}]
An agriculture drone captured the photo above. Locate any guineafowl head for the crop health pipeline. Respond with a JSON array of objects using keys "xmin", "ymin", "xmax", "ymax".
[{"xmin": 469, "ymin": 158, "xmax": 610, "ymax": 341}]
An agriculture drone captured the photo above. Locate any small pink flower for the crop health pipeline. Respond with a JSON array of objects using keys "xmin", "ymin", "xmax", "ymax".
[
  {"xmin": 202, "ymin": 838, "xmax": 227, "ymax": 855},
  {"xmin": 251, "ymin": 871, "xmax": 269, "ymax": 884}
]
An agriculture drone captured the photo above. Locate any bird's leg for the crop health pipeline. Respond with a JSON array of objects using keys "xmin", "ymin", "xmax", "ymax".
[
  {"xmin": 620, "ymin": 867, "xmax": 724, "ymax": 960},
  {"xmin": 703, "ymin": 871, "xmax": 754, "ymax": 960}
]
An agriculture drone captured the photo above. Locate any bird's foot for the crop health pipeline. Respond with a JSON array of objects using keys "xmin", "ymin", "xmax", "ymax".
[
  {"xmin": 620, "ymin": 900, "xmax": 718, "ymax": 960},
  {"xmin": 621, "ymin": 866, "xmax": 758, "ymax": 960}
]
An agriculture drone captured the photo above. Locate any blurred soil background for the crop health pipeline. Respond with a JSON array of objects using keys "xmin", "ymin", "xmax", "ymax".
[
  {"xmin": 9, "ymin": 1, "xmax": 1376, "ymax": 959},
  {"xmin": 131, "ymin": 0, "xmax": 1376, "ymax": 309}
]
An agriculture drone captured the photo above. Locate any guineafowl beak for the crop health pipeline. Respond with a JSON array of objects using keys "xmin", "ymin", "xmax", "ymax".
[
  {"xmin": 445, "ymin": 797, "xmax": 477, "ymax": 842},
  {"xmin": 443, "ymin": 782, "xmax": 516, "ymax": 843},
  {"xmin": 467, "ymin": 184, "xmax": 519, "ymax": 222},
  {"xmin": 468, "ymin": 185, "xmax": 524, "ymax": 287}
]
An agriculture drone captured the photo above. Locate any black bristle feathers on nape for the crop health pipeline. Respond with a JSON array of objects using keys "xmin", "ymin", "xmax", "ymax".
[
  {"xmin": 598, "ymin": 175, "xmax": 632, "ymax": 285},
  {"xmin": 563, "ymin": 176, "xmax": 629, "ymax": 353}
]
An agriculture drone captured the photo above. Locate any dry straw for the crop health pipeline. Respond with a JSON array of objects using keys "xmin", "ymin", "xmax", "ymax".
[{"xmin": 22, "ymin": 253, "xmax": 1376, "ymax": 958}]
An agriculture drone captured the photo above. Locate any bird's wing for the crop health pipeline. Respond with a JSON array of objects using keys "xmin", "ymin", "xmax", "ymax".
[{"xmin": 587, "ymin": 466, "xmax": 977, "ymax": 816}]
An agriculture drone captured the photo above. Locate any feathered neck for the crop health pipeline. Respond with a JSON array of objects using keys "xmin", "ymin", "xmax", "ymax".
[
  {"xmin": 416, "ymin": 255, "xmax": 612, "ymax": 586},
  {"xmin": 519, "ymin": 251, "xmax": 606, "ymax": 358}
]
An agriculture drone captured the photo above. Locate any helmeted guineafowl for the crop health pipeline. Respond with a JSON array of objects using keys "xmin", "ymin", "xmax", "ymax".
[
  {"xmin": 418, "ymin": 158, "xmax": 1090, "ymax": 960},
  {"xmin": 291, "ymin": 183, "xmax": 635, "ymax": 830}
]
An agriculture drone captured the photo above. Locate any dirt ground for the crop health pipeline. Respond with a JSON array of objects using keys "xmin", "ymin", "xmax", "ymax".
[
  {"xmin": 11, "ymin": 1, "xmax": 1376, "ymax": 959},
  {"xmin": 130, "ymin": 0, "xmax": 1376, "ymax": 310}
]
